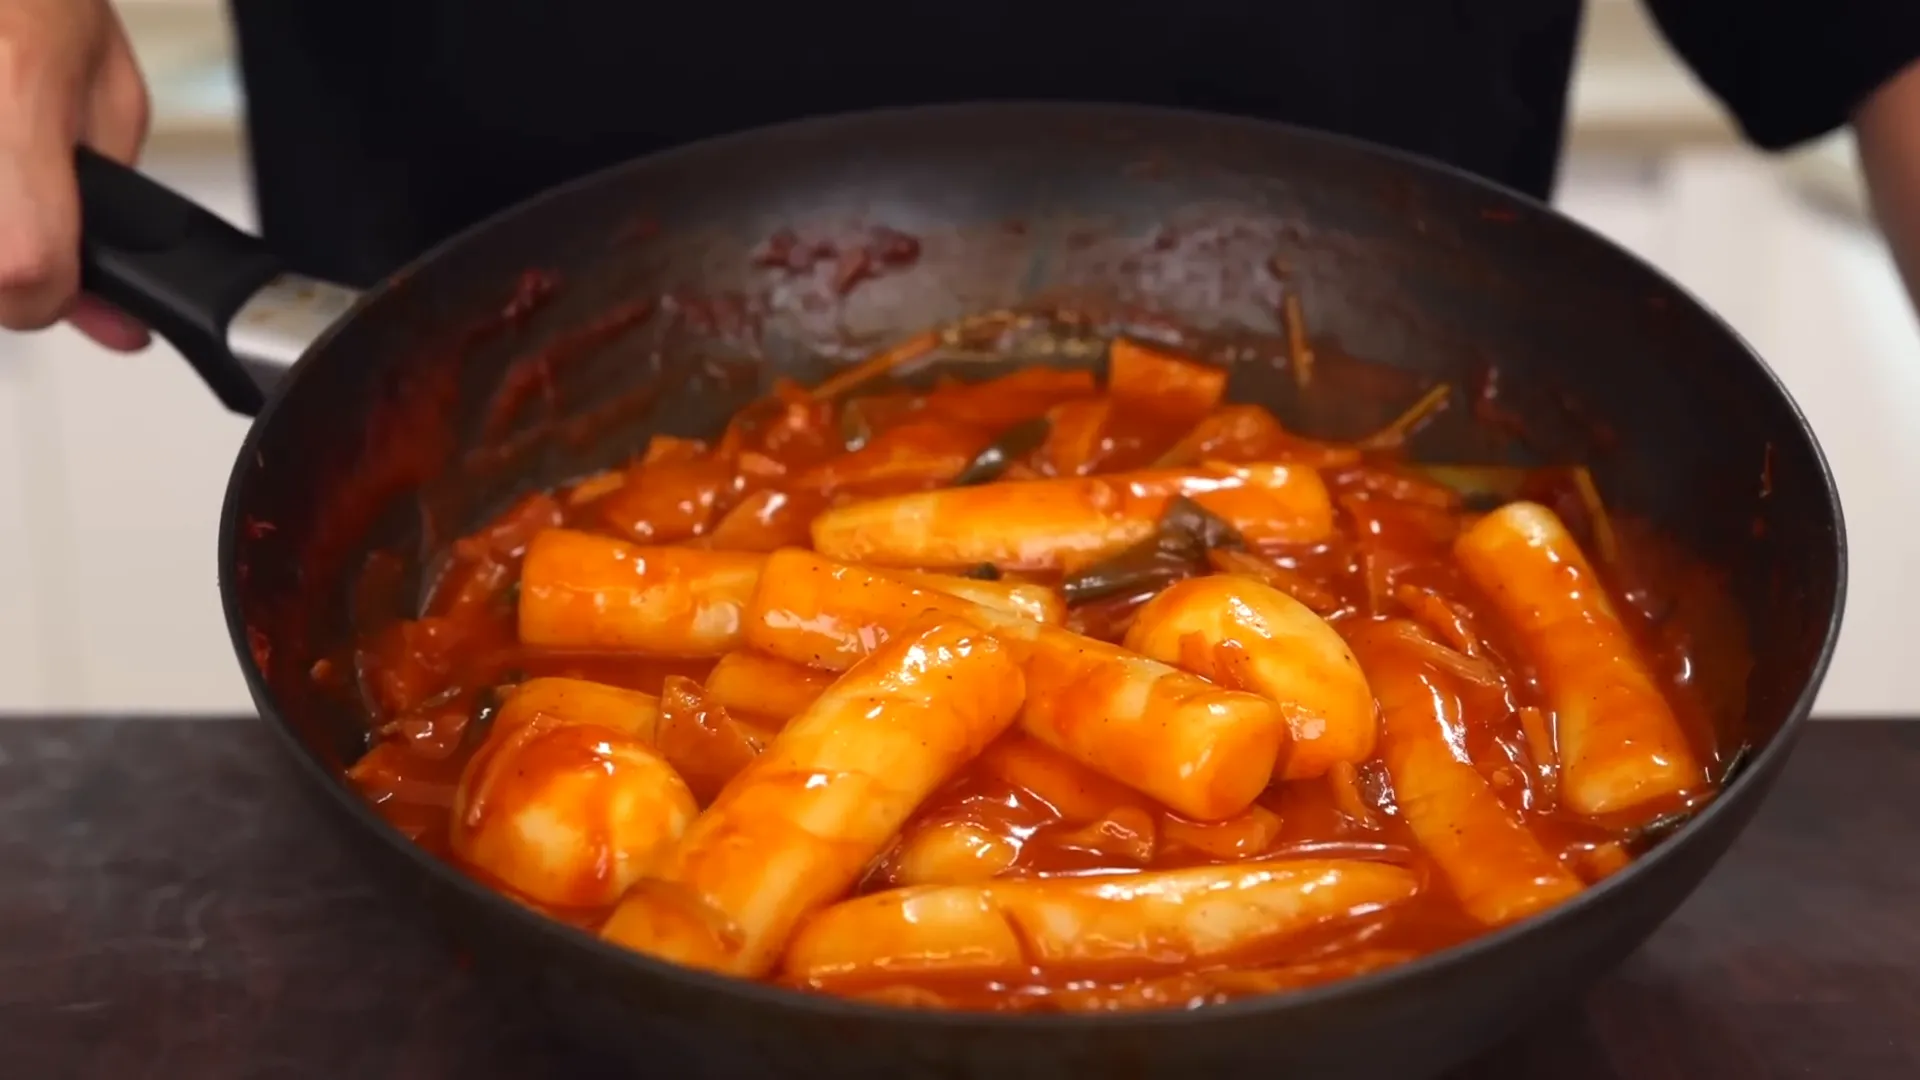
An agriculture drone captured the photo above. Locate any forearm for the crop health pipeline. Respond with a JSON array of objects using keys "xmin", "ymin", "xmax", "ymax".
[{"xmin": 1856, "ymin": 57, "xmax": 1920, "ymax": 315}]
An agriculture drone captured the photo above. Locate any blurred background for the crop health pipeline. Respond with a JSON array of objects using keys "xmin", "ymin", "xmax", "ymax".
[{"xmin": 0, "ymin": 0, "xmax": 1911, "ymax": 716}]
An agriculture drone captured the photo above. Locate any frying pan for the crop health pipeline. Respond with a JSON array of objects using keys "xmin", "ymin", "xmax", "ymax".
[{"xmin": 73, "ymin": 104, "xmax": 1844, "ymax": 1079}]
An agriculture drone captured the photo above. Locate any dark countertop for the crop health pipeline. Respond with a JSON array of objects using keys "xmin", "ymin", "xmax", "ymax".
[{"xmin": 0, "ymin": 718, "xmax": 1914, "ymax": 1080}]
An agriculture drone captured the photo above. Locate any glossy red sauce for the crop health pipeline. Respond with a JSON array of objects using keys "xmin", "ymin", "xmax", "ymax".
[{"xmin": 341, "ymin": 330, "xmax": 1742, "ymax": 1013}]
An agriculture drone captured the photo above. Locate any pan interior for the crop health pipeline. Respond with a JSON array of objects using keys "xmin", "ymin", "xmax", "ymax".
[{"xmin": 222, "ymin": 103, "xmax": 1841, "ymax": 941}]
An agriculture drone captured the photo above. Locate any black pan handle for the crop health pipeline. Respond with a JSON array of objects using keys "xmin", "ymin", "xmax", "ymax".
[{"xmin": 74, "ymin": 146, "xmax": 361, "ymax": 416}]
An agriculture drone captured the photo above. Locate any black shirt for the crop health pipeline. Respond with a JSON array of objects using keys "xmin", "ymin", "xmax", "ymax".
[{"xmin": 227, "ymin": 0, "xmax": 1920, "ymax": 288}]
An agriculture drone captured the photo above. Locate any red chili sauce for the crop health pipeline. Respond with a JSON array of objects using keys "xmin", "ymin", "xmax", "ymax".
[{"xmin": 341, "ymin": 328, "xmax": 1742, "ymax": 1013}]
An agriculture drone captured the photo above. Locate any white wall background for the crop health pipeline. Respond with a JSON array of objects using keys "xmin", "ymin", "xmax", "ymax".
[
  {"xmin": 0, "ymin": 152, "xmax": 254, "ymax": 713},
  {"xmin": 0, "ymin": 1, "xmax": 1911, "ymax": 715}
]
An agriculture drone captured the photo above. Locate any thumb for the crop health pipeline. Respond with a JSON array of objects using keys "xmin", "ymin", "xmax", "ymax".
[{"xmin": 0, "ymin": 6, "xmax": 94, "ymax": 331}]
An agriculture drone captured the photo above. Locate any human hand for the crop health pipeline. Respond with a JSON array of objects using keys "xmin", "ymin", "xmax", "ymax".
[{"xmin": 0, "ymin": 0, "xmax": 150, "ymax": 350}]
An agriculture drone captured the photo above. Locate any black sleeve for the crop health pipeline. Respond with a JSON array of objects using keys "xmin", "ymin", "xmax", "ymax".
[{"xmin": 1643, "ymin": 0, "xmax": 1920, "ymax": 149}]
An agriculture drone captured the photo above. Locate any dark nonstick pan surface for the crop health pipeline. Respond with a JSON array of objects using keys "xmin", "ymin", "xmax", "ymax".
[{"xmin": 77, "ymin": 104, "xmax": 1844, "ymax": 1078}]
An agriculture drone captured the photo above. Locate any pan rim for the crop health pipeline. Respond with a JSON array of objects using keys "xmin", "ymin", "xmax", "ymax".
[{"xmin": 216, "ymin": 100, "xmax": 1849, "ymax": 1034}]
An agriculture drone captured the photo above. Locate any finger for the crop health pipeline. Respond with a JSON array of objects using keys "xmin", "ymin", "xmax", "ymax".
[
  {"xmin": 82, "ymin": 13, "xmax": 147, "ymax": 164},
  {"xmin": 68, "ymin": 294, "xmax": 149, "ymax": 351},
  {"xmin": 0, "ymin": 4, "xmax": 93, "ymax": 331},
  {"xmin": 62, "ymin": 11, "xmax": 152, "ymax": 351}
]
